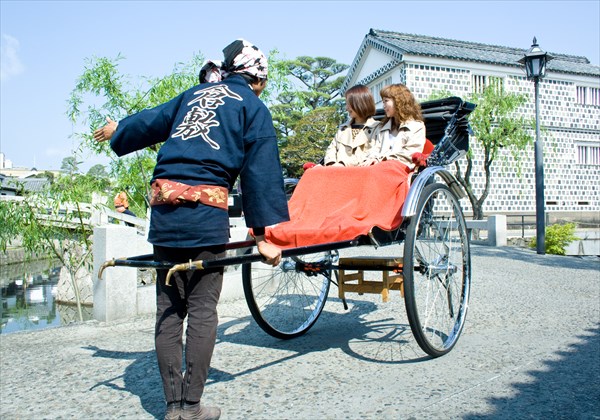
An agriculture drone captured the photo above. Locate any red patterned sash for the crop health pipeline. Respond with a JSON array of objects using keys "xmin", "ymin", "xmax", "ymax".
[{"xmin": 150, "ymin": 179, "xmax": 229, "ymax": 210}]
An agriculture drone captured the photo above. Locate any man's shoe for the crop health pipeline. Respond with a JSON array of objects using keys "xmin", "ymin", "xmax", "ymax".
[
  {"xmin": 181, "ymin": 401, "xmax": 221, "ymax": 420},
  {"xmin": 164, "ymin": 401, "xmax": 182, "ymax": 420}
]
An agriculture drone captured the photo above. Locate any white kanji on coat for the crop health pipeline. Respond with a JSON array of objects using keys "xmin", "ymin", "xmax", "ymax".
[{"xmin": 171, "ymin": 84, "xmax": 243, "ymax": 149}]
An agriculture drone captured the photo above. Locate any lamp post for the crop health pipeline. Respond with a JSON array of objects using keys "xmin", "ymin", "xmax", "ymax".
[{"xmin": 519, "ymin": 37, "xmax": 553, "ymax": 255}]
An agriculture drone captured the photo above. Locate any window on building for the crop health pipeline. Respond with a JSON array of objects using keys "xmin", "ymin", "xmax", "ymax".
[
  {"xmin": 370, "ymin": 76, "xmax": 393, "ymax": 105},
  {"xmin": 370, "ymin": 82, "xmax": 382, "ymax": 103},
  {"xmin": 576, "ymin": 86, "xmax": 600, "ymax": 106},
  {"xmin": 472, "ymin": 75, "xmax": 504, "ymax": 94},
  {"xmin": 576, "ymin": 143, "xmax": 600, "ymax": 165}
]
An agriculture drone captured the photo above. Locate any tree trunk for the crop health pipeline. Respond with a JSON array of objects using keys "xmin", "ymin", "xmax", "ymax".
[{"xmin": 68, "ymin": 269, "xmax": 84, "ymax": 322}]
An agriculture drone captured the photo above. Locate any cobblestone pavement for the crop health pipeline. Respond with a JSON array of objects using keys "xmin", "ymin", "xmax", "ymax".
[{"xmin": 1, "ymin": 245, "xmax": 599, "ymax": 419}]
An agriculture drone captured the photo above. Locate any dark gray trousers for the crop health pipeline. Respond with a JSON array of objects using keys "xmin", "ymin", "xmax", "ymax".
[{"xmin": 153, "ymin": 244, "xmax": 225, "ymax": 404}]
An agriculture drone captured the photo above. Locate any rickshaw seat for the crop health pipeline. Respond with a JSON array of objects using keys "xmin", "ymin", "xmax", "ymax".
[{"xmin": 264, "ymin": 160, "xmax": 412, "ymax": 249}]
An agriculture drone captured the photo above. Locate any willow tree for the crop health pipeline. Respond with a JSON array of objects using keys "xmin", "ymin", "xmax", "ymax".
[
  {"xmin": 0, "ymin": 173, "xmax": 110, "ymax": 321},
  {"xmin": 461, "ymin": 85, "xmax": 534, "ymax": 219},
  {"xmin": 67, "ymin": 53, "xmax": 205, "ymax": 214},
  {"xmin": 429, "ymin": 85, "xmax": 534, "ymax": 219}
]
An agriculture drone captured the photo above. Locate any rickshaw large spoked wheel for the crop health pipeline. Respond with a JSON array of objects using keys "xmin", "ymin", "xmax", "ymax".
[
  {"xmin": 242, "ymin": 250, "xmax": 335, "ymax": 339},
  {"xmin": 403, "ymin": 182, "xmax": 471, "ymax": 357}
]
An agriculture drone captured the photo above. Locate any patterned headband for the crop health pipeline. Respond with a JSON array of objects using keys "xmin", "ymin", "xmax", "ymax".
[
  {"xmin": 199, "ymin": 60, "xmax": 223, "ymax": 83},
  {"xmin": 200, "ymin": 39, "xmax": 268, "ymax": 83},
  {"xmin": 222, "ymin": 39, "xmax": 268, "ymax": 79}
]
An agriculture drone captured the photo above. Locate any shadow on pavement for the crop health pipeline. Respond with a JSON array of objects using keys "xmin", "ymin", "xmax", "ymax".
[
  {"xmin": 81, "ymin": 295, "xmax": 425, "ymax": 419},
  {"xmin": 75, "ymin": 245, "xmax": 596, "ymax": 419},
  {"xmin": 463, "ymin": 325, "xmax": 600, "ymax": 419},
  {"xmin": 75, "ymin": 318, "xmax": 599, "ymax": 419},
  {"xmin": 80, "ymin": 296, "xmax": 425, "ymax": 420},
  {"xmin": 218, "ymin": 296, "xmax": 431, "ymax": 366},
  {"xmin": 85, "ymin": 345, "xmax": 164, "ymax": 419}
]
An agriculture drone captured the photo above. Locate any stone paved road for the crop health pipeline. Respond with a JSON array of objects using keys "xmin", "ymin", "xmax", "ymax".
[{"xmin": 1, "ymin": 245, "xmax": 599, "ymax": 419}]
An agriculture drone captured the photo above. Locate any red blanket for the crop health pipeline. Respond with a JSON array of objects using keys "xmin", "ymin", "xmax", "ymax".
[{"xmin": 265, "ymin": 160, "xmax": 411, "ymax": 248}]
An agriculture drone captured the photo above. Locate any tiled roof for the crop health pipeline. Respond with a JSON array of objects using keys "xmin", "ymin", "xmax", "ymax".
[
  {"xmin": 367, "ymin": 29, "xmax": 600, "ymax": 77},
  {"xmin": 0, "ymin": 176, "xmax": 50, "ymax": 194}
]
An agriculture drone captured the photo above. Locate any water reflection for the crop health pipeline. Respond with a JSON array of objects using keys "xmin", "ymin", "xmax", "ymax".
[{"xmin": 1, "ymin": 259, "xmax": 93, "ymax": 334}]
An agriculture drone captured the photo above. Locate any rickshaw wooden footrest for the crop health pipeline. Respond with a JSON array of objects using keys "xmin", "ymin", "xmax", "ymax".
[{"xmin": 337, "ymin": 257, "xmax": 404, "ymax": 303}]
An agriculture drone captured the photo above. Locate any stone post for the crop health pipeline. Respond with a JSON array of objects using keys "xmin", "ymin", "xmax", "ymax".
[
  {"xmin": 93, "ymin": 225, "xmax": 149, "ymax": 322},
  {"xmin": 487, "ymin": 215, "xmax": 507, "ymax": 247},
  {"xmin": 90, "ymin": 193, "xmax": 108, "ymax": 226}
]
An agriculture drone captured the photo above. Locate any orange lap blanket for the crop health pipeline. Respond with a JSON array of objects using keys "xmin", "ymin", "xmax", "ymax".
[{"xmin": 265, "ymin": 160, "xmax": 411, "ymax": 249}]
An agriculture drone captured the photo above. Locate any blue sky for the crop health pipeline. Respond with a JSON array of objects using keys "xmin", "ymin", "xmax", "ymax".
[{"xmin": 1, "ymin": 0, "xmax": 599, "ymax": 172}]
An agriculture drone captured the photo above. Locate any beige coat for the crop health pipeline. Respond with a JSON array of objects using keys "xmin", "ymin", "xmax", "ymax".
[
  {"xmin": 323, "ymin": 118, "xmax": 379, "ymax": 166},
  {"xmin": 367, "ymin": 119, "xmax": 426, "ymax": 170}
]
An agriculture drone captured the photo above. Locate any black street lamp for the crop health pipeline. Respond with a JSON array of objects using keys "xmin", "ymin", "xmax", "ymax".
[{"xmin": 519, "ymin": 37, "xmax": 553, "ymax": 255}]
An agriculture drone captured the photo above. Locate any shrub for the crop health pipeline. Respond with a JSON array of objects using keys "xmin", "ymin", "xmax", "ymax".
[{"xmin": 530, "ymin": 223, "xmax": 580, "ymax": 255}]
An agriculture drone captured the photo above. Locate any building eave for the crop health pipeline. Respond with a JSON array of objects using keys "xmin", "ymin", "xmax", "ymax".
[{"xmin": 343, "ymin": 29, "xmax": 600, "ymax": 91}]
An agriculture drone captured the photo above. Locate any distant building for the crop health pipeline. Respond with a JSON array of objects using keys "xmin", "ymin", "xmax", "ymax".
[
  {"xmin": 0, "ymin": 168, "xmax": 44, "ymax": 178},
  {"xmin": 0, "ymin": 153, "xmax": 62, "ymax": 179},
  {"xmin": 0, "ymin": 152, "xmax": 12, "ymax": 170},
  {"xmin": 0, "ymin": 174, "xmax": 50, "ymax": 196},
  {"xmin": 0, "ymin": 155, "xmax": 55, "ymax": 196},
  {"xmin": 343, "ymin": 29, "xmax": 600, "ymax": 222}
]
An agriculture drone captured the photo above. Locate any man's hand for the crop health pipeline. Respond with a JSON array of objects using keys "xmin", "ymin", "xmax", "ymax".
[
  {"xmin": 255, "ymin": 235, "xmax": 282, "ymax": 266},
  {"xmin": 93, "ymin": 117, "xmax": 118, "ymax": 143}
]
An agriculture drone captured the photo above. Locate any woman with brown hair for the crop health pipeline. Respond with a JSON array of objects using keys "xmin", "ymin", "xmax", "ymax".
[
  {"xmin": 263, "ymin": 85, "xmax": 425, "ymax": 249},
  {"xmin": 323, "ymin": 84, "xmax": 378, "ymax": 167},
  {"xmin": 361, "ymin": 84, "xmax": 426, "ymax": 169}
]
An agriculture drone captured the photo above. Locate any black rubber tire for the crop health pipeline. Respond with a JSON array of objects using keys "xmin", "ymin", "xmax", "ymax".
[
  {"xmin": 403, "ymin": 183, "xmax": 471, "ymax": 357},
  {"xmin": 242, "ymin": 251, "xmax": 332, "ymax": 339}
]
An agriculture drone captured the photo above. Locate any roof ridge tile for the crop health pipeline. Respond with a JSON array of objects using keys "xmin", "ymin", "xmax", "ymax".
[{"xmin": 369, "ymin": 28, "xmax": 593, "ymax": 65}]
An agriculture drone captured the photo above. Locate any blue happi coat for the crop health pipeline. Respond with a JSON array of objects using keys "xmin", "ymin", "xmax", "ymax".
[{"xmin": 110, "ymin": 75, "xmax": 289, "ymax": 248}]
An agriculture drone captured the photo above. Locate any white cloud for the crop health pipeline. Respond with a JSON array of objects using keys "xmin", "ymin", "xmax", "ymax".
[{"xmin": 1, "ymin": 33, "xmax": 25, "ymax": 81}]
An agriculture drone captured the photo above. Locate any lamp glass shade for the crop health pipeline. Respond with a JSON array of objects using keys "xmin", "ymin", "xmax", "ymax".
[
  {"xmin": 525, "ymin": 56, "xmax": 546, "ymax": 78},
  {"xmin": 519, "ymin": 38, "xmax": 552, "ymax": 80}
]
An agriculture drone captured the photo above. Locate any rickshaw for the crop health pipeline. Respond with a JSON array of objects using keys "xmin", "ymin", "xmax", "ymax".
[{"xmin": 99, "ymin": 96, "xmax": 476, "ymax": 358}]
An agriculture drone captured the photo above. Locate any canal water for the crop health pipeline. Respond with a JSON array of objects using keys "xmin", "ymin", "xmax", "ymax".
[{"xmin": 0, "ymin": 259, "xmax": 93, "ymax": 334}]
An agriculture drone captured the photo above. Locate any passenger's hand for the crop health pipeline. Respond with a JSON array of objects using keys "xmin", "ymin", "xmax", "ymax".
[
  {"xmin": 93, "ymin": 117, "xmax": 118, "ymax": 143},
  {"xmin": 359, "ymin": 158, "xmax": 378, "ymax": 167},
  {"xmin": 255, "ymin": 235, "xmax": 282, "ymax": 266}
]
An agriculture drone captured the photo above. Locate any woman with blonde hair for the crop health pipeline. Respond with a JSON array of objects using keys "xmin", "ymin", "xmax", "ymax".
[
  {"xmin": 323, "ymin": 84, "xmax": 378, "ymax": 167},
  {"xmin": 362, "ymin": 84, "xmax": 426, "ymax": 169}
]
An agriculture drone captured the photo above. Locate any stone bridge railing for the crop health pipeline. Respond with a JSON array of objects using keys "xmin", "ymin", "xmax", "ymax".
[
  {"xmin": 0, "ymin": 193, "xmax": 148, "ymax": 233},
  {"xmin": 92, "ymin": 217, "xmax": 250, "ymax": 322}
]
